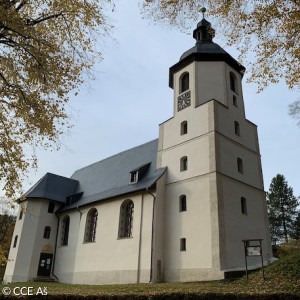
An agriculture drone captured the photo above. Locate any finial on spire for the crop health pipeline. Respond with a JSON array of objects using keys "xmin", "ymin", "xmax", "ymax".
[{"xmin": 200, "ymin": 7, "xmax": 206, "ymax": 19}]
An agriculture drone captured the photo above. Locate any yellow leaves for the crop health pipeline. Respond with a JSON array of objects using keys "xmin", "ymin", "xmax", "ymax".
[
  {"xmin": 140, "ymin": 0, "xmax": 300, "ymax": 91},
  {"xmin": 0, "ymin": 0, "xmax": 112, "ymax": 199}
]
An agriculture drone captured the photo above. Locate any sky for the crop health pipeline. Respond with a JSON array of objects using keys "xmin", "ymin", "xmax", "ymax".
[{"xmin": 8, "ymin": 0, "xmax": 300, "ymax": 200}]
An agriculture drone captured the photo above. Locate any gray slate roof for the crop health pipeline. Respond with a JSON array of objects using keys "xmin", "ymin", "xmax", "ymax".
[
  {"xmin": 25, "ymin": 139, "xmax": 166, "ymax": 212},
  {"xmin": 24, "ymin": 173, "xmax": 79, "ymax": 203}
]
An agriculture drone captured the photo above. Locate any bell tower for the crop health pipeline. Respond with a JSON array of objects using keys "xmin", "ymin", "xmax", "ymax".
[{"xmin": 157, "ymin": 14, "xmax": 272, "ymax": 282}]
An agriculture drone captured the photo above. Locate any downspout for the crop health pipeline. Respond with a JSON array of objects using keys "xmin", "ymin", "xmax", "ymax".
[
  {"xmin": 147, "ymin": 188, "xmax": 156, "ymax": 283},
  {"xmin": 77, "ymin": 206, "xmax": 83, "ymax": 220},
  {"xmin": 51, "ymin": 213, "xmax": 60, "ymax": 281}
]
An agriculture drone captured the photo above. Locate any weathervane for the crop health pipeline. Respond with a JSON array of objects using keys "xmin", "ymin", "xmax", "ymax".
[{"xmin": 200, "ymin": 7, "xmax": 206, "ymax": 19}]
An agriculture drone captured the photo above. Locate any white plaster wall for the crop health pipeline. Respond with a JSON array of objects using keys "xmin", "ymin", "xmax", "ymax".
[
  {"xmin": 159, "ymin": 104, "xmax": 211, "ymax": 151},
  {"xmin": 195, "ymin": 61, "xmax": 227, "ymax": 107},
  {"xmin": 4, "ymin": 199, "xmax": 59, "ymax": 283},
  {"xmin": 216, "ymin": 134, "xmax": 264, "ymax": 190},
  {"xmin": 54, "ymin": 210, "xmax": 81, "ymax": 283},
  {"xmin": 218, "ymin": 175, "xmax": 272, "ymax": 271},
  {"xmin": 151, "ymin": 173, "xmax": 167, "ymax": 283},
  {"xmin": 70, "ymin": 192, "xmax": 154, "ymax": 285},
  {"xmin": 160, "ymin": 136, "xmax": 210, "ymax": 184},
  {"xmin": 215, "ymin": 101, "xmax": 259, "ymax": 153}
]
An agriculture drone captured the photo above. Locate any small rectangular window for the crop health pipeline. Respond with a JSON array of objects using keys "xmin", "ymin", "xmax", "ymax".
[
  {"xmin": 43, "ymin": 226, "xmax": 51, "ymax": 239},
  {"xmin": 130, "ymin": 171, "xmax": 138, "ymax": 184},
  {"xmin": 233, "ymin": 95, "xmax": 238, "ymax": 107},
  {"xmin": 179, "ymin": 195, "xmax": 187, "ymax": 212},
  {"xmin": 180, "ymin": 156, "xmax": 188, "ymax": 171},
  {"xmin": 19, "ymin": 210, "xmax": 23, "ymax": 220},
  {"xmin": 13, "ymin": 235, "xmax": 18, "ymax": 248},
  {"xmin": 234, "ymin": 121, "xmax": 240, "ymax": 136},
  {"xmin": 181, "ymin": 121, "xmax": 188, "ymax": 135},
  {"xmin": 180, "ymin": 238, "xmax": 186, "ymax": 251},
  {"xmin": 241, "ymin": 197, "xmax": 247, "ymax": 215},
  {"xmin": 48, "ymin": 202, "xmax": 55, "ymax": 213},
  {"xmin": 237, "ymin": 158, "xmax": 243, "ymax": 174}
]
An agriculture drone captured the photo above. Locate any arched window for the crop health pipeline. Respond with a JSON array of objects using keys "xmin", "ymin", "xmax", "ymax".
[
  {"xmin": 118, "ymin": 200, "xmax": 134, "ymax": 238},
  {"xmin": 180, "ymin": 156, "xmax": 188, "ymax": 172},
  {"xmin": 179, "ymin": 195, "xmax": 187, "ymax": 212},
  {"xmin": 180, "ymin": 121, "xmax": 188, "ymax": 135},
  {"xmin": 19, "ymin": 209, "xmax": 23, "ymax": 220},
  {"xmin": 237, "ymin": 158, "xmax": 243, "ymax": 174},
  {"xmin": 84, "ymin": 208, "xmax": 98, "ymax": 243},
  {"xmin": 180, "ymin": 72, "xmax": 189, "ymax": 93},
  {"xmin": 230, "ymin": 72, "xmax": 237, "ymax": 92},
  {"xmin": 241, "ymin": 197, "xmax": 247, "ymax": 215},
  {"xmin": 43, "ymin": 226, "xmax": 51, "ymax": 239},
  {"xmin": 234, "ymin": 121, "xmax": 240, "ymax": 136},
  {"xmin": 61, "ymin": 216, "xmax": 70, "ymax": 246},
  {"xmin": 13, "ymin": 235, "xmax": 18, "ymax": 248}
]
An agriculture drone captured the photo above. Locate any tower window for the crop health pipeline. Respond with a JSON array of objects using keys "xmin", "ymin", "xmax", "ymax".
[
  {"xmin": 61, "ymin": 216, "xmax": 70, "ymax": 246},
  {"xmin": 43, "ymin": 226, "xmax": 51, "ymax": 239},
  {"xmin": 181, "ymin": 121, "xmax": 188, "ymax": 135},
  {"xmin": 180, "ymin": 156, "xmax": 188, "ymax": 171},
  {"xmin": 180, "ymin": 238, "xmax": 186, "ymax": 251},
  {"xmin": 13, "ymin": 235, "xmax": 18, "ymax": 248},
  {"xmin": 241, "ymin": 197, "xmax": 247, "ymax": 215},
  {"xmin": 233, "ymin": 95, "xmax": 237, "ymax": 107},
  {"xmin": 234, "ymin": 121, "xmax": 240, "ymax": 136},
  {"xmin": 119, "ymin": 199, "xmax": 134, "ymax": 238},
  {"xmin": 230, "ymin": 72, "xmax": 237, "ymax": 92},
  {"xmin": 19, "ymin": 210, "xmax": 23, "ymax": 220},
  {"xmin": 180, "ymin": 72, "xmax": 189, "ymax": 93},
  {"xmin": 48, "ymin": 202, "xmax": 55, "ymax": 214},
  {"xmin": 179, "ymin": 195, "xmax": 187, "ymax": 212},
  {"xmin": 84, "ymin": 208, "xmax": 98, "ymax": 243},
  {"xmin": 237, "ymin": 158, "xmax": 243, "ymax": 174}
]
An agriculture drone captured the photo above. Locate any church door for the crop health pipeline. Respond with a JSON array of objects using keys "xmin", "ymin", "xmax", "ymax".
[{"xmin": 37, "ymin": 253, "xmax": 53, "ymax": 276}]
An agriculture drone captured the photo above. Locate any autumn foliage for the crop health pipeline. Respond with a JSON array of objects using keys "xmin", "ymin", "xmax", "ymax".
[
  {"xmin": 141, "ymin": 0, "xmax": 300, "ymax": 91},
  {"xmin": 0, "ymin": 0, "xmax": 112, "ymax": 198}
]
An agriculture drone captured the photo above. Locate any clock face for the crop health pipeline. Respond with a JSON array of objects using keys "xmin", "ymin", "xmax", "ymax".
[{"xmin": 178, "ymin": 91, "xmax": 191, "ymax": 111}]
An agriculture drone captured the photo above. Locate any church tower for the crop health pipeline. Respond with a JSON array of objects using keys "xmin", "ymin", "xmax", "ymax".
[{"xmin": 157, "ymin": 15, "xmax": 272, "ymax": 281}]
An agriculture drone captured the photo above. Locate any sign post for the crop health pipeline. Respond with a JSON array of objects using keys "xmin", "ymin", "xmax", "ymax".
[{"xmin": 242, "ymin": 239, "xmax": 265, "ymax": 281}]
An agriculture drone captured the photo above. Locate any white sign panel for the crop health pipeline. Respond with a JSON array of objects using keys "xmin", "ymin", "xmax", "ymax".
[{"xmin": 246, "ymin": 246, "xmax": 261, "ymax": 256}]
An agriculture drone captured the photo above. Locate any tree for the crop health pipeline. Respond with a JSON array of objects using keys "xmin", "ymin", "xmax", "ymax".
[
  {"xmin": 289, "ymin": 100, "xmax": 300, "ymax": 127},
  {"xmin": 0, "ymin": 0, "xmax": 112, "ymax": 198},
  {"xmin": 291, "ymin": 213, "xmax": 300, "ymax": 241},
  {"xmin": 267, "ymin": 174, "xmax": 299, "ymax": 244},
  {"xmin": 0, "ymin": 198, "xmax": 16, "ymax": 279},
  {"xmin": 141, "ymin": 0, "xmax": 300, "ymax": 92}
]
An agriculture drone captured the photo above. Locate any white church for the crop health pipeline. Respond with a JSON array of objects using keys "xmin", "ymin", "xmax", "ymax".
[{"xmin": 4, "ymin": 17, "xmax": 273, "ymax": 285}]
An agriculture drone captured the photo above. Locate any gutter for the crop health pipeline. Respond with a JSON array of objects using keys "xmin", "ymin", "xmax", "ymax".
[
  {"xmin": 51, "ymin": 213, "xmax": 60, "ymax": 281},
  {"xmin": 146, "ymin": 188, "xmax": 156, "ymax": 283}
]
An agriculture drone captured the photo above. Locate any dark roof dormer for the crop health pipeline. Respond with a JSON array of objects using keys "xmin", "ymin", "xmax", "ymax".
[
  {"xmin": 129, "ymin": 162, "xmax": 151, "ymax": 184},
  {"xmin": 169, "ymin": 11, "xmax": 245, "ymax": 88}
]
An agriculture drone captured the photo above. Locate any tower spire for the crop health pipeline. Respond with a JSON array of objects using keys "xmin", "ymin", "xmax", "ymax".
[{"xmin": 193, "ymin": 8, "xmax": 215, "ymax": 43}]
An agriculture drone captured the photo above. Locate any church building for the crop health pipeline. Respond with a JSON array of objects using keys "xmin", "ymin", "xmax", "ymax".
[{"xmin": 4, "ymin": 17, "xmax": 273, "ymax": 285}]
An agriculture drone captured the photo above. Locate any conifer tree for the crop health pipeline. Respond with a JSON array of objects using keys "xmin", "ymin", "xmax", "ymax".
[
  {"xmin": 267, "ymin": 174, "xmax": 299, "ymax": 244},
  {"xmin": 291, "ymin": 213, "xmax": 300, "ymax": 241}
]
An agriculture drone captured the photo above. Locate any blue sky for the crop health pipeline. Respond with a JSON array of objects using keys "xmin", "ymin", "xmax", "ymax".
[{"xmin": 21, "ymin": 1, "xmax": 300, "ymax": 198}]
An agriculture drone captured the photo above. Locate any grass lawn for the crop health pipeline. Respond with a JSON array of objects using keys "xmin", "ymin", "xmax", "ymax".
[{"xmin": 1, "ymin": 247, "xmax": 299, "ymax": 299}]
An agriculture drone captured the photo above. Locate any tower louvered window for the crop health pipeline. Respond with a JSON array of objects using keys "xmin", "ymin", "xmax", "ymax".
[
  {"xmin": 119, "ymin": 200, "xmax": 134, "ymax": 238},
  {"xmin": 84, "ymin": 208, "xmax": 98, "ymax": 243}
]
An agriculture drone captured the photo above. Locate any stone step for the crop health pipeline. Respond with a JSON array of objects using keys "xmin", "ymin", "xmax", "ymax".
[{"xmin": 33, "ymin": 276, "xmax": 57, "ymax": 282}]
